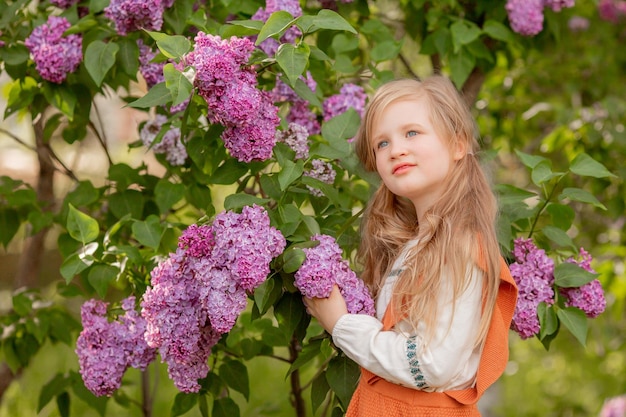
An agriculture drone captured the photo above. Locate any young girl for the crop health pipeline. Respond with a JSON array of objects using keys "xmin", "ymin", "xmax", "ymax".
[{"xmin": 304, "ymin": 76, "xmax": 518, "ymax": 416}]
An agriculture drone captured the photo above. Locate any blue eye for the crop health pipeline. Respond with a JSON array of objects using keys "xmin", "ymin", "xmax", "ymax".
[
  {"xmin": 406, "ymin": 130, "xmax": 418, "ymax": 138},
  {"xmin": 376, "ymin": 140, "xmax": 389, "ymax": 149}
]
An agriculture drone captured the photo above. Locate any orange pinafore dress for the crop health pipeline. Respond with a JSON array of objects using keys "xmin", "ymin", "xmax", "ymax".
[{"xmin": 345, "ymin": 256, "xmax": 518, "ymax": 417}]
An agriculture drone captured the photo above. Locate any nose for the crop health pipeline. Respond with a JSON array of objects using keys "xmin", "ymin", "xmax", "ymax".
[{"xmin": 389, "ymin": 140, "xmax": 407, "ymax": 159}]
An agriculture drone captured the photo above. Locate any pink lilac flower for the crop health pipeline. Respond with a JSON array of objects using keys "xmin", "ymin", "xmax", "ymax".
[
  {"xmin": 142, "ymin": 205, "xmax": 285, "ymax": 392},
  {"xmin": 187, "ymin": 33, "xmax": 280, "ymax": 162},
  {"xmin": 304, "ymin": 159, "xmax": 336, "ymax": 197},
  {"xmin": 140, "ymin": 115, "xmax": 187, "ymax": 166},
  {"xmin": 252, "ymin": 0, "xmax": 303, "ymax": 56},
  {"xmin": 273, "ymin": 73, "xmax": 321, "ymax": 135},
  {"xmin": 50, "ymin": 0, "xmax": 80, "ymax": 8},
  {"xmin": 276, "ymin": 122, "xmax": 310, "ymax": 159},
  {"xmin": 600, "ymin": 395, "xmax": 626, "ymax": 417},
  {"xmin": 560, "ymin": 248, "xmax": 606, "ymax": 318},
  {"xmin": 543, "ymin": 0, "xmax": 575, "ymax": 12},
  {"xmin": 24, "ymin": 16, "xmax": 83, "ymax": 84},
  {"xmin": 509, "ymin": 237, "xmax": 555, "ymax": 339},
  {"xmin": 76, "ymin": 297, "xmax": 156, "ymax": 397},
  {"xmin": 506, "ymin": 0, "xmax": 545, "ymax": 36},
  {"xmin": 598, "ymin": 0, "xmax": 626, "ymax": 23},
  {"xmin": 568, "ymin": 16, "xmax": 590, "ymax": 32},
  {"xmin": 295, "ymin": 234, "xmax": 375, "ymax": 316},
  {"xmin": 323, "ymin": 83, "xmax": 367, "ymax": 121},
  {"xmin": 105, "ymin": 0, "xmax": 164, "ymax": 36}
]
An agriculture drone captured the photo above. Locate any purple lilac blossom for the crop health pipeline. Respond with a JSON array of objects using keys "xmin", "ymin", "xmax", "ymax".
[
  {"xmin": 139, "ymin": 115, "xmax": 187, "ymax": 166},
  {"xmin": 304, "ymin": 159, "xmax": 336, "ymax": 197},
  {"xmin": 295, "ymin": 234, "xmax": 375, "ymax": 316},
  {"xmin": 560, "ymin": 248, "xmax": 606, "ymax": 318},
  {"xmin": 568, "ymin": 16, "xmax": 590, "ymax": 32},
  {"xmin": 276, "ymin": 122, "xmax": 310, "ymax": 159},
  {"xmin": 187, "ymin": 33, "xmax": 280, "ymax": 162},
  {"xmin": 505, "ymin": 0, "xmax": 545, "ymax": 36},
  {"xmin": 543, "ymin": 0, "xmax": 575, "ymax": 11},
  {"xmin": 598, "ymin": 0, "xmax": 626, "ymax": 23},
  {"xmin": 251, "ymin": 0, "xmax": 303, "ymax": 56},
  {"xmin": 508, "ymin": 237, "xmax": 555, "ymax": 339},
  {"xmin": 105, "ymin": 0, "xmax": 164, "ymax": 36},
  {"xmin": 24, "ymin": 16, "xmax": 82, "ymax": 84},
  {"xmin": 76, "ymin": 297, "xmax": 156, "ymax": 397},
  {"xmin": 50, "ymin": 0, "xmax": 80, "ymax": 8},
  {"xmin": 600, "ymin": 395, "xmax": 626, "ymax": 417},
  {"xmin": 142, "ymin": 205, "xmax": 285, "ymax": 392},
  {"xmin": 323, "ymin": 83, "xmax": 367, "ymax": 121},
  {"xmin": 137, "ymin": 39, "xmax": 165, "ymax": 88}
]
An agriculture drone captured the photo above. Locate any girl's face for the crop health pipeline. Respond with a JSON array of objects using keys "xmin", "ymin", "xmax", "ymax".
[{"xmin": 371, "ymin": 97, "xmax": 464, "ymax": 218}]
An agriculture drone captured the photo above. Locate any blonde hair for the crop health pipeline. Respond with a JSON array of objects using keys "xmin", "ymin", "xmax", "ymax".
[{"xmin": 354, "ymin": 76, "xmax": 501, "ymax": 348}]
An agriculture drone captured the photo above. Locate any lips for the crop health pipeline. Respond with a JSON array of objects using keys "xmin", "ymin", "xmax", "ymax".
[{"xmin": 392, "ymin": 163, "xmax": 414, "ymax": 174}]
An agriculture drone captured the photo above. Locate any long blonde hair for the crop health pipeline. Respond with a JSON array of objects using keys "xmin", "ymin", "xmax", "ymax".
[{"xmin": 354, "ymin": 76, "xmax": 501, "ymax": 348}]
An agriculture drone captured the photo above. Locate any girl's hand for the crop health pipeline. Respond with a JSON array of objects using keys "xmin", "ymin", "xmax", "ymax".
[{"xmin": 303, "ymin": 285, "xmax": 348, "ymax": 334}]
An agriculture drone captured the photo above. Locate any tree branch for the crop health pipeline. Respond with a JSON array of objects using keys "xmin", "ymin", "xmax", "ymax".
[{"xmin": 461, "ymin": 66, "xmax": 486, "ymax": 108}]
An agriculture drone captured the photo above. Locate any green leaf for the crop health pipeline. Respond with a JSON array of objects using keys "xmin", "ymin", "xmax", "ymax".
[
  {"xmin": 371, "ymin": 40, "xmax": 403, "ymax": 62},
  {"xmin": 84, "ymin": 40, "xmax": 119, "ymax": 87},
  {"xmin": 254, "ymin": 276, "xmax": 282, "ymax": 314},
  {"xmin": 556, "ymin": 307, "xmax": 588, "ymax": 346},
  {"xmin": 128, "ymin": 82, "xmax": 172, "ymax": 109},
  {"xmin": 146, "ymin": 31, "xmax": 191, "ymax": 59},
  {"xmin": 0, "ymin": 208, "xmax": 20, "ymax": 248},
  {"xmin": 67, "ymin": 204, "xmax": 99, "ymax": 243},
  {"xmin": 69, "ymin": 371, "xmax": 109, "ymax": 416},
  {"xmin": 256, "ymin": 10, "xmax": 295, "ymax": 45},
  {"xmin": 281, "ymin": 247, "xmax": 306, "ymax": 273},
  {"xmin": 449, "ymin": 47, "xmax": 476, "ymax": 89},
  {"xmin": 224, "ymin": 194, "xmax": 270, "ymax": 211},
  {"xmin": 450, "ymin": 19, "xmax": 482, "ymax": 53},
  {"xmin": 559, "ymin": 187, "xmax": 606, "ymax": 210},
  {"xmin": 538, "ymin": 302, "xmax": 558, "ymax": 340},
  {"xmin": 420, "ymin": 27, "xmax": 451, "ymax": 56},
  {"xmin": 554, "ymin": 262, "xmax": 598, "ymax": 288},
  {"xmin": 219, "ymin": 360, "xmax": 250, "ymax": 401},
  {"xmin": 42, "ymin": 83, "xmax": 77, "ymax": 120},
  {"xmin": 164, "ymin": 63, "xmax": 193, "ymax": 106},
  {"xmin": 546, "ymin": 203, "xmax": 575, "ymax": 231},
  {"xmin": 311, "ymin": 372, "xmax": 330, "ymax": 414},
  {"xmin": 278, "ymin": 159, "xmax": 304, "ymax": 191},
  {"xmin": 38, "ymin": 374, "xmax": 70, "ymax": 413},
  {"xmin": 293, "ymin": 77, "xmax": 322, "ymax": 107},
  {"xmin": 326, "ymin": 356, "xmax": 359, "ymax": 408},
  {"xmin": 87, "ymin": 264, "xmax": 119, "ymax": 298},
  {"xmin": 321, "ymin": 107, "xmax": 360, "ymax": 148},
  {"xmin": 108, "ymin": 190, "xmax": 145, "ymax": 219},
  {"xmin": 276, "ymin": 43, "xmax": 310, "ymax": 87},
  {"xmin": 116, "ymin": 38, "xmax": 140, "ymax": 78},
  {"xmin": 171, "ymin": 393, "xmax": 198, "ymax": 417},
  {"xmin": 60, "ymin": 252, "xmax": 95, "ymax": 283},
  {"xmin": 542, "ymin": 225, "xmax": 576, "ymax": 251},
  {"xmin": 515, "ymin": 149, "xmax": 548, "ymax": 169},
  {"xmin": 569, "ymin": 153, "xmax": 616, "ymax": 178},
  {"xmin": 275, "ymin": 292, "xmax": 305, "ymax": 340},
  {"xmin": 155, "ymin": 180, "xmax": 186, "ymax": 214},
  {"xmin": 309, "ymin": 9, "xmax": 357, "ymax": 34},
  {"xmin": 213, "ymin": 397, "xmax": 240, "ymax": 417},
  {"xmin": 531, "ymin": 160, "xmax": 560, "ymax": 185},
  {"xmin": 287, "ymin": 339, "xmax": 323, "ymax": 377},
  {"xmin": 496, "ymin": 184, "xmax": 536, "ymax": 206},
  {"xmin": 132, "ymin": 216, "xmax": 164, "ymax": 249},
  {"xmin": 12, "ymin": 290, "xmax": 33, "ymax": 316},
  {"xmin": 56, "ymin": 392, "xmax": 70, "ymax": 417},
  {"xmin": 483, "ymin": 20, "xmax": 515, "ymax": 43}
]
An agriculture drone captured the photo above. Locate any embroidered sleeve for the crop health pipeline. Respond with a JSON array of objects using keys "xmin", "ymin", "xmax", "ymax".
[{"xmin": 406, "ymin": 336, "xmax": 429, "ymax": 389}]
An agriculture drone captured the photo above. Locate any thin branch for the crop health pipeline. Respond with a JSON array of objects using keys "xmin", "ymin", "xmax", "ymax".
[
  {"xmin": 0, "ymin": 127, "xmax": 36, "ymax": 151},
  {"xmin": 89, "ymin": 99, "xmax": 114, "ymax": 165},
  {"xmin": 398, "ymin": 53, "xmax": 420, "ymax": 80}
]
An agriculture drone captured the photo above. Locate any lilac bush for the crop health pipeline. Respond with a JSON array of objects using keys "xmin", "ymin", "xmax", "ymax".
[
  {"xmin": 252, "ymin": 0, "xmax": 303, "ymax": 56},
  {"xmin": 139, "ymin": 115, "xmax": 188, "ymax": 166},
  {"xmin": 24, "ymin": 16, "xmax": 82, "ymax": 84},
  {"xmin": 561, "ymin": 248, "xmax": 607, "ymax": 318},
  {"xmin": 323, "ymin": 83, "xmax": 367, "ymax": 121},
  {"xmin": 272, "ymin": 73, "xmax": 321, "ymax": 135},
  {"xmin": 104, "ymin": 0, "xmax": 166, "ymax": 36},
  {"xmin": 304, "ymin": 159, "xmax": 337, "ymax": 197},
  {"xmin": 295, "ymin": 234, "xmax": 375, "ymax": 316}
]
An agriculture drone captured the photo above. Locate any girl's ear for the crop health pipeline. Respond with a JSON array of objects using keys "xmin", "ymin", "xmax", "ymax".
[{"xmin": 452, "ymin": 138, "xmax": 467, "ymax": 161}]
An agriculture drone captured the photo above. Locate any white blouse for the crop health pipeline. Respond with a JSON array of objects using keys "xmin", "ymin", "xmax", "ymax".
[{"xmin": 331, "ymin": 241, "xmax": 484, "ymax": 392}]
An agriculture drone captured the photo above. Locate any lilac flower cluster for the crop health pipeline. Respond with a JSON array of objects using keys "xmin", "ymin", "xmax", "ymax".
[
  {"xmin": 509, "ymin": 238, "xmax": 555, "ymax": 339},
  {"xmin": 24, "ymin": 16, "xmax": 82, "ymax": 84},
  {"xmin": 141, "ymin": 205, "xmax": 286, "ymax": 392},
  {"xmin": 272, "ymin": 73, "xmax": 321, "ymax": 135},
  {"xmin": 76, "ymin": 296, "xmax": 156, "ymax": 397},
  {"xmin": 137, "ymin": 39, "xmax": 164, "ymax": 88},
  {"xmin": 186, "ymin": 33, "xmax": 280, "ymax": 162},
  {"xmin": 560, "ymin": 248, "xmax": 606, "ymax": 318},
  {"xmin": 323, "ymin": 83, "xmax": 367, "ymax": 121},
  {"xmin": 304, "ymin": 159, "xmax": 336, "ymax": 197},
  {"xmin": 505, "ymin": 0, "xmax": 575, "ymax": 36},
  {"xmin": 50, "ymin": 0, "xmax": 80, "ymax": 8},
  {"xmin": 252, "ymin": 0, "xmax": 303, "ymax": 56},
  {"xmin": 599, "ymin": 0, "xmax": 626, "ymax": 23},
  {"xmin": 105, "ymin": 0, "xmax": 166, "ymax": 36},
  {"xmin": 276, "ymin": 122, "xmax": 310, "ymax": 159},
  {"xmin": 319, "ymin": 0, "xmax": 354, "ymax": 10},
  {"xmin": 295, "ymin": 234, "xmax": 375, "ymax": 316},
  {"xmin": 140, "ymin": 115, "xmax": 188, "ymax": 166},
  {"xmin": 600, "ymin": 395, "xmax": 626, "ymax": 417}
]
